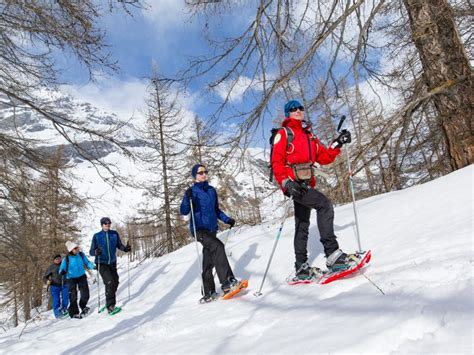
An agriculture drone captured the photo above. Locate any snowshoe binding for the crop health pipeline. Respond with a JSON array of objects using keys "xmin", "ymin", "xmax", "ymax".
[
  {"xmin": 221, "ymin": 278, "xmax": 249, "ymax": 300},
  {"xmin": 199, "ymin": 291, "xmax": 219, "ymax": 304}
]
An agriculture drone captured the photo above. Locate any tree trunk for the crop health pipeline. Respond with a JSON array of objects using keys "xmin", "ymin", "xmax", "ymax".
[
  {"xmin": 403, "ymin": 0, "xmax": 473, "ymax": 170},
  {"xmin": 154, "ymin": 82, "xmax": 173, "ymax": 254}
]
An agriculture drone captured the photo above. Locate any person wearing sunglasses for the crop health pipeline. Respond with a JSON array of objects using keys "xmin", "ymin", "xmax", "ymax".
[
  {"xmin": 271, "ymin": 99, "xmax": 352, "ymax": 280},
  {"xmin": 43, "ymin": 254, "xmax": 69, "ymax": 319},
  {"xmin": 180, "ymin": 164, "xmax": 239, "ymax": 303},
  {"xmin": 89, "ymin": 217, "xmax": 131, "ymax": 314}
]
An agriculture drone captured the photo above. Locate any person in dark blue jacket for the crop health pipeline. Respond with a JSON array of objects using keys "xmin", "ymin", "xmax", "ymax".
[
  {"xmin": 180, "ymin": 163, "xmax": 238, "ymax": 303},
  {"xmin": 59, "ymin": 241, "xmax": 95, "ymax": 318},
  {"xmin": 89, "ymin": 217, "xmax": 131, "ymax": 314}
]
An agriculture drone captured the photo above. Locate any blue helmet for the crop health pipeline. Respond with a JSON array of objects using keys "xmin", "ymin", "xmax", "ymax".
[{"xmin": 284, "ymin": 100, "xmax": 303, "ymax": 118}]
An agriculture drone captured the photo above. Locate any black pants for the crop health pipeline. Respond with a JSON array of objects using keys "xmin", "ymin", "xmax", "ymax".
[
  {"xmin": 197, "ymin": 230, "xmax": 234, "ymax": 295},
  {"xmin": 293, "ymin": 188, "xmax": 340, "ymax": 265},
  {"xmin": 67, "ymin": 275, "xmax": 90, "ymax": 316},
  {"xmin": 99, "ymin": 263, "xmax": 119, "ymax": 308}
]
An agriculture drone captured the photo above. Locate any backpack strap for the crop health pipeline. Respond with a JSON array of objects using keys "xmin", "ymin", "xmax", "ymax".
[{"xmin": 269, "ymin": 127, "xmax": 296, "ymax": 182}]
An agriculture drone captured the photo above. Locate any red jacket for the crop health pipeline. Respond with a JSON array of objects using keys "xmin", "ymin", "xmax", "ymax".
[{"xmin": 271, "ymin": 118, "xmax": 340, "ymax": 191}]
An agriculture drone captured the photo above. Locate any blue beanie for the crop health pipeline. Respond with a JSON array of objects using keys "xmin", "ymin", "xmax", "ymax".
[
  {"xmin": 284, "ymin": 100, "xmax": 303, "ymax": 118},
  {"xmin": 191, "ymin": 164, "xmax": 205, "ymax": 178}
]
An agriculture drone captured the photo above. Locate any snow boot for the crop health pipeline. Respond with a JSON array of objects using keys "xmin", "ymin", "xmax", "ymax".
[
  {"xmin": 71, "ymin": 313, "xmax": 82, "ymax": 319},
  {"xmin": 295, "ymin": 262, "xmax": 314, "ymax": 280},
  {"xmin": 326, "ymin": 249, "xmax": 351, "ymax": 272},
  {"xmin": 221, "ymin": 277, "xmax": 239, "ymax": 294},
  {"xmin": 80, "ymin": 306, "xmax": 90, "ymax": 317},
  {"xmin": 199, "ymin": 291, "xmax": 219, "ymax": 304}
]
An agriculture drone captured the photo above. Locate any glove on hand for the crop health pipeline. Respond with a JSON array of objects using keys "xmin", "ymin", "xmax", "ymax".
[
  {"xmin": 124, "ymin": 245, "xmax": 132, "ymax": 252},
  {"xmin": 284, "ymin": 180, "xmax": 308, "ymax": 199},
  {"xmin": 95, "ymin": 248, "xmax": 102, "ymax": 256},
  {"xmin": 227, "ymin": 218, "xmax": 236, "ymax": 228},
  {"xmin": 185, "ymin": 187, "xmax": 193, "ymax": 199},
  {"xmin": 331, "ymin": 129, "xmax": 351, "ymax": 148}
]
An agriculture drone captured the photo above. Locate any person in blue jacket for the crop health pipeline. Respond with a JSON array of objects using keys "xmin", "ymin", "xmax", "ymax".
[
  {"xmin": 180, "ymin": 163, "xmax": 239, "ymax": 303},
  {"xmin": 59, "ymin": 241, "xmax": 95, "ymax": 319},
  {"xmin": 43, "ymin": 254, "xmax": 68, "ymax": 319},
  {"xmin": 90, "ymin": 217, "xmax": 131, "ymax": 314}
]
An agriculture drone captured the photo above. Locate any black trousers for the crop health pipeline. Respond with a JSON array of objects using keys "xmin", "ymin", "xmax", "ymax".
[
  {"xmin": 293, "ymin": 188, "xmax": 340, "ymax": 265},
  {"xmin": 99, "ymin": 263, "xmax": 119, "ymax": 308},
  {"xmin": 67, "ymin": 274, "xmax": 90, "ymax": 316},
  {"xmin": 197, "ymin": 230, "xmax": 234, "ymax": 295}
]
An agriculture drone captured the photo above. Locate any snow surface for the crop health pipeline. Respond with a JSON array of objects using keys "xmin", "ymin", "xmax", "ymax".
[{"xmin": 0, "ymin": 166, "xmax": 472, "ymax": 354}]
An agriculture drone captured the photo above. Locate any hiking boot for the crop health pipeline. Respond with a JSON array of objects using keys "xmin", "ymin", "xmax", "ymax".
[
  {"xmin": 294, "ymin": 262, "xmax": 314, "ymax": 280},
  {"xmin": 71, "ymin": 313, "xmax": 82, "ymax": 319},
  {"xmin": 326, "ymin": 249, "xmax": 351, "ymax": 271},
  {"xmin": 221, "ymin": 277, "xmax": 239, "ymax": 294},
  {"xmin": 199, "ymin": 291, "xmax": 219, "ymax": 304},
  {"xmin": 80, "ymin": 306, "xmax": 90, "ymax": 317}
]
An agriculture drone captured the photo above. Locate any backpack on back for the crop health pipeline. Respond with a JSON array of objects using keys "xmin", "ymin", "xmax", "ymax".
[{"xmin": 269, "ymin": 127, "xmax": 294, "ymax": 182}]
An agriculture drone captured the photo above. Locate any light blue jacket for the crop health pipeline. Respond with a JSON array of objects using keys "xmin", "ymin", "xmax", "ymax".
[{"xmin": 59, "ymin": 252, "xmax": 95, "ymax": 279}]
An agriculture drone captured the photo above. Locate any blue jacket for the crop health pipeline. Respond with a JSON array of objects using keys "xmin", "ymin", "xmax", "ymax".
[
  {"xmin": 180, "ymin": 181, "xmax": 231, "ymax": 232},
  {"xmin": 89, "ymin": 229, "xmax": 126, "ymax": 264},
  {"xmin": 59, "ymin": 252, "xmax": 95, "ymax": 280}
]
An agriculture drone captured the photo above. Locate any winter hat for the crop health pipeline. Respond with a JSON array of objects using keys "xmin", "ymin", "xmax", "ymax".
[
  {"xmin": 191, "ymin": 164, "xmax": 205, "ymax": 178},
  {"xmin": 284, "ymin": 99, "xmax": 303, "ymax": 118},
  {"xmin": 65, "ymin": 241, "xmax": 78, "ymax": 253},
  {"xmin": 53, "ymin": 254, "xmax": 61, "ymax": 260},
  {"xmin": 100, "ymin": 217, "xmax": 111, "ymax": 226}
]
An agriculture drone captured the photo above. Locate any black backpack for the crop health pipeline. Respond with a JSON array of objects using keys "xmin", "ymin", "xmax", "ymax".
[{"xmin": 269, "ymin": 127, "xmax": 294, "ymax": 182}]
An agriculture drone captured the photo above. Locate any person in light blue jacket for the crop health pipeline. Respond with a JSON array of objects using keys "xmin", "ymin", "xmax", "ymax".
[{"xmin": 59, "ymin": 241, "xmax": 95, "ymax": 319}]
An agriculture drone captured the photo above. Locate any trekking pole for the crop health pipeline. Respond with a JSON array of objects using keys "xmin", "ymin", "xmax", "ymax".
[
  {"xmin": 213, "ymin": 227, "xmax": 235, "ymax": 278},
  {"xmin": 254, "ymin": 198, "xmax": 293, "ymax": 297},
  {"xmin": 189, "ymin": 195, "xmax": 205, "ymax": 295},
  {"xmin": 127, "ymin": 241, "xmax": 131, "ymax": 301},
  {"xmin": 97, "ymin": 258, "xmax": 101, "ymax": 313},
  {"xmin": 337, "ymin": 115, "xmax": 363, "ymax": 253}
]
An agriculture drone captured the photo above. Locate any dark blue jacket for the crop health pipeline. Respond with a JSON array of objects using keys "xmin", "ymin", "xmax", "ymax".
[
  {"xmin": 180, "ymin": 181, "xmax": 231, "ymax": 233},
  {"xmin": 89, "ymin": 229, "xmax": 126, "ymax": 265}
]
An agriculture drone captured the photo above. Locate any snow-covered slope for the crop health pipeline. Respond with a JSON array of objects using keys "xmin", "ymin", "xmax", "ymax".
[{"xmin": 0, "ymin": 166, "xmax": 472, "ymax": 354}]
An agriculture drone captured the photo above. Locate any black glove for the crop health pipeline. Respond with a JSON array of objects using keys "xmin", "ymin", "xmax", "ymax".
[
  {"xmin": 95, "ymin": 248, "xmax": 102, "ymax": 256},
  {"xmin": 60, "ymin": 269, "xmax": 67, "ymax": 275},
  {"xmin": 227, "ymin": 218, "xmax": 236, "ymax": 228},
  {"xmin": 124, "ymin": 245, "xmax": 132, "ymax": 252},
  {"xmin": 284, "ymin": 180, "xmax": 308, "ymax": 199},
  {"xmin": 185, "ymin": 187, "xmax": 193, "ymax": 199},
  {"xmin": 331, "ymin": 129, "xmax": 351, "ymax": 148}
]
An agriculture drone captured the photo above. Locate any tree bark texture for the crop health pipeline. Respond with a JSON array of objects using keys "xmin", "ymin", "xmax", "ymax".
[{"xmin": 403, "ymin": 0, "xmax": 473, "ymax": 169}]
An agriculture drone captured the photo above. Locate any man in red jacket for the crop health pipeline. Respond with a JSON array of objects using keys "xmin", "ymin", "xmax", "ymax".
[{"xmin": 271, "ymin": 100, "xmax": 352, "ymax": 279}]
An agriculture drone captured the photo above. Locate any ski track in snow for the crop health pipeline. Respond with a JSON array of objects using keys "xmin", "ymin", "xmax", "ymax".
[{"xmin": 0, "ymin": 167, "xmax": 472, "ymax": 354}]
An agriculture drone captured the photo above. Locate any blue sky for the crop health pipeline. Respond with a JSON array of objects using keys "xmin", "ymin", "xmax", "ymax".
[
  {"xmin": 57, "ymin": 1, "xmax": 394, "ymax": 149},
  {"xmin": 59, "ymin": 2, "xmax": 263, "ymax": 136}
]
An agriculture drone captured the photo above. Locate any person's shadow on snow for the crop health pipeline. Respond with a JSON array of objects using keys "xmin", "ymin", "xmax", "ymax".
[
  {"xmin": 61, "ymin": 260, "xmax": 197, "ymax": 355},
  {"xmin": 231, "ymin": 242, "xmax": 259, "ymax": 280}
]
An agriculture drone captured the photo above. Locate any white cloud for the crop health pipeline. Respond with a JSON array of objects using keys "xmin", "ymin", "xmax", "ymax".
[
  {"xmin": 215, "ymin": 76, "xmax": 264, "ymax": 103},
  {"xmin": 60, "ymin": 76, "xmax": 149, "ymax": 124},
  {"xmin": 141, "ymin": 0, "xmax": 193, "ymax": 32}
]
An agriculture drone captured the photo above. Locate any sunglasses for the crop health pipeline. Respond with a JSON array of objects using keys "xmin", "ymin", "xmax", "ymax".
[
  {"xmin": 196, "ymin": 170, "xmax": 209, "ymax": 175},
  {"xmin": 289, "ymin": 106, "xmax": 305, "ymax": 112},
  {"xmin": 103, "ymin": 222, "xmax": 111, "ymax": 225}
]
